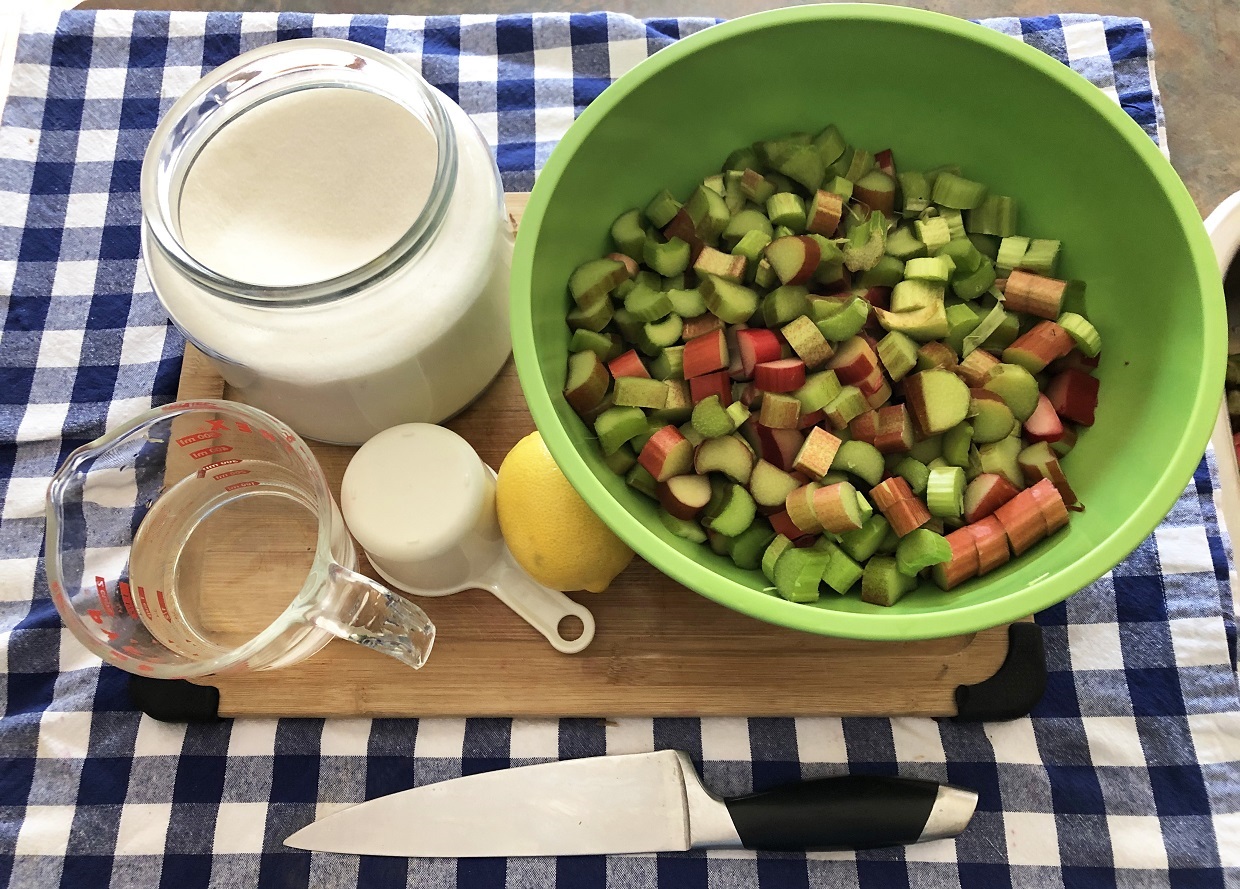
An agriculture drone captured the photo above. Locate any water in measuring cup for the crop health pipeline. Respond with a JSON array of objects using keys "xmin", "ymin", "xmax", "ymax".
[{"xmin": 126, "ymin": 462, "xmax": 320, "ymax": 655}]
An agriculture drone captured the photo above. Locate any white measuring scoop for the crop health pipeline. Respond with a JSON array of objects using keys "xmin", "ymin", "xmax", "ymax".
[{"xmin": 340, "ymin": 424, "xmax": 595, "ymax": 653}]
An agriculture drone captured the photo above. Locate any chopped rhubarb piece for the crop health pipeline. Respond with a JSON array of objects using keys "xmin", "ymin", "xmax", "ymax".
[
  {"xmin": 736, "ymin": 328, "xmax": 783, "ymax": 378},
  {"xmin": 1003, "ymin": 269, "xmax": 1068, "ymax": 319},
  {"xmin": 813, "ymin": 481, "xmax": 866, "ymax": 534},
  {"xmin": 785, "ymin": 483, "xmax": 823, "ymax": 534},
  {"xmin": 792, "ymin": 426, "xmax": 843, "ymax": 479},
  {"xmin": 1002, "ymin": 320, "xmax": 1074, "ymax": 374},
  {"xmin": 798, "ymin": 408, "xmax": 826, "ymax": 429},
  {"xmin": 904, "ymin": 369, "xmax": 971, "ymax": 436},
  {"xmin": 662, "ymin": 207, "xmax": 705, "ymax": 262},
  {"xmin": 1046, "ymin": 368, "xmax": 1099, "ymax": 426},
  {"xmin": 1017, "ymin": 441, "xmax": 1079, "ymax": 507},
  {"xmin": 806, "ymin": 190, "xmax": 844, "ymax": 236},
  {"xmin": 754, "ymin": 358, "xmax": 808, "ymax": 393},
  {"xmin": 870, "ymin": 476, "xmax": 915, "ymax": 512},
  {"xmin": 765, "ymin": 235, "xmax": 821, "ymax": 286},
  {"xmin": 605, "ymin": 252, "xmax": 640, "ymax": 278},
  {"xmin": 872, "ymin": 404, "xmax": 915, "ymax": 454},
  {"xmin": 993, "ymin": 491, "xmax": 1046, "ymax": 556},
  {"xmin": 956, "ymin": 348, "xmax": 1000, "ymax": 388},
  {"xmin": 681, "ymin": 313, "xmax": 725, "ymax": 341},
  {"xmin": 637, "ymin": 425, "xmax": 693, "ymax": 482},
  {"xmin": 963, "ymin": 472, "xmax": 1020, "ymax": 524},
  {"xmin": 689, "ymin": 370, "xmax": 733, "ymax": 406},
  {"xmin": 657, "ymin": 473, "xmax": 713, "ymax": 520},
  {"xmin": 608, "ymin": 349, "xmax": 650, "ymax": 379},
  {"xmin": 931, "ymin": 528, "xmax": 980, "ymax": 590},
  {"xmin": 884, "ymin": 497, "xmax": 932, "ymax": 538},
  {"xmin": 694, "ymin": 434, "xmax": 755, "ymax": 484},
  {"xmin": 1026, "ymin": 478, "xmax": 1069, "ymax": 533},
  {"xmin": 749, "ymin": 459, "xmax": 801, "ymax": 509},
  {"xmin": 755, "ymin": 424, "xmax": 805, "ymax": 472},
  {"xmin": 682, "ymin": 329, "xmax": 729, "ymax": 379},
  {"xmin": 827, "ymin": 336, "xmax": 881, "ymax": 386},
  {"xmin": 849, "ymin": 410, "xmax": 880, "ymax": 444},
  {"xmin": 1023, "ymin": 393, "xmax": 1065, "ymax": 443},
  {"xmin": 758, "ymin": 392, "xmax": 802, "ymax": 429},
  {"xmin": 768, "ymin": 509, "xmax": 808, "ymax": 543},
  {"xmin": 965, "ymin": 515, "xmax": 1010, "ymax": 574}
]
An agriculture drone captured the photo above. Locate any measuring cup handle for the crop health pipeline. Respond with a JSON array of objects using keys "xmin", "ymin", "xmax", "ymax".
[
  {"xmin": 482, "ymin": 552, "xmax": 596, "ymax": 654},
  {"xmin": 312, "ymin": 564, "xmax": 436, "ymax": 669}
]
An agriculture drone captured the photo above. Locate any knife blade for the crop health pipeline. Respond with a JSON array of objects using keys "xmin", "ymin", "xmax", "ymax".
[{"xmin": 284, "ymin": 750, "xmax": 977, "ymax": 857}]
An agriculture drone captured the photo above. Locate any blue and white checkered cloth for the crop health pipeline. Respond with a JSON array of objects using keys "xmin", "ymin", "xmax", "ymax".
[{"xmin": 1, "ymin": 10, "xmax": 1238, "ymax": 889}]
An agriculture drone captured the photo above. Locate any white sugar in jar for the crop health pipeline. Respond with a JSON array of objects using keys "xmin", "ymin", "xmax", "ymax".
[{"xmin": 141, "ymin": 39, "xmax": 512, "ymax": 445}]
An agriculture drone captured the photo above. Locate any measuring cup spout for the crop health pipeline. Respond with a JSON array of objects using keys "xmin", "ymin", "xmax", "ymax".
[{"xmin": 311, "ymin": 563, "xmax": 436, "ymax": 669}]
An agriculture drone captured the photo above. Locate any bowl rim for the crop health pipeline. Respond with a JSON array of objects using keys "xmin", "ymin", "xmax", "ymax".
[{"xmin": 510, "ymin": 3, "xmax": 1226, "ymax": 640}]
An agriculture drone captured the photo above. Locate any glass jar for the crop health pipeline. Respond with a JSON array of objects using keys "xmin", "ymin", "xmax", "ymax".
[{"xmin": 141, "ymin": 39, "xmax": 513, "ymax": 445}]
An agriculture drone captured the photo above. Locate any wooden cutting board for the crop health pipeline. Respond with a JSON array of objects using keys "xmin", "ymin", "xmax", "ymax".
[{"xmin": 132, "ymin": 193, "xmax": 1045, "ymax": 722}]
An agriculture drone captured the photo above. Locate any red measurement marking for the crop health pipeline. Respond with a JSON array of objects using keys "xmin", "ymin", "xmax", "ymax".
[
  {"xmin": 213, "ymin": 469, "xmax": 250, "ymax": 480},
  {"xmin": 260, "ymin": 430, "xmax": 277, "ymax": 442},
  {"xmin": 176, "ymin": 431, "xmax": 221, "ymax": 447},
  {"xmin": 167, "ymin": 401, "xmax": 221, "ymax": 411},
  {"xmin": 201, "ymin": 459, "xmax": 241, "ymax": 472},
  {"xmin": 236, "ymin": 422, "xmax": 252, "ymax": 434},
  {"xmin": 190, "ymin": 445, "xmax": 232, "ymax": 460},
  {"xmin": 225, "ymin": 480, "xmax": 260, "ymax": 491},
  {"xmin": 102, "ymin": 628, "xmax": 118, "ymax": 641},
  {"xmin": 87, "ymin": 608, "xmax": 103, "ymax": 625},
  {"xmin": 136, "ymin": 586, "xmax": 155, "ymax": 621},
  {"xmin": 118, "ymin": 581, "xmax": 139, "ymax": 620},
  {"xmin": 122, "ymin": 643, "xmax": 143, "ymax": 656},
  {"xmin": 137, "ymin": 664, "xmax": 153, "ymax": 673},
  {"xmin": 156, "ymin": 590, "xmax": 171, "ymax": 622},
  {"xmin": 207, "ymin": 419, "xmax": 229, "ymax": 432},
  {"xmin": 94, "ymin": 576, "xmax": 116, "ymax": 617}
]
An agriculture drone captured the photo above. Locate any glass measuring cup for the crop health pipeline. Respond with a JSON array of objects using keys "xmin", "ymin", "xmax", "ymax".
[{"xmin": 44, "ymin": 399, "xmax": 435, "ymax": 679}]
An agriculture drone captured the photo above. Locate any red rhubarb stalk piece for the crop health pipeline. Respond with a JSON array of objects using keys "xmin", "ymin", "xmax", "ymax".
[
  {"xmin": 1046, "ymin": 368, "xmax": 1099, "ymax": 426},
  {"xmin": 682, "ymin": 329, "xmax": 729, "ymax": 380},
  {"xmin": 608, "ymin": 349, "xmax": 650, "ymax": 379}
]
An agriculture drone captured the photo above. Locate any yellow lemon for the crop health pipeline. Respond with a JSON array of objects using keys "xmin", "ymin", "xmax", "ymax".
[{"xmin": 496, "ymin": 431, "xmax": 634, "ymax": 592}]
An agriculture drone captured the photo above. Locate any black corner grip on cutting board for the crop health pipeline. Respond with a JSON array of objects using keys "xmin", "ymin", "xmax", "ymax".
[
  {"xmin": 951, "ymin": 622, "xmax": 1046, "ymax": 722},
  {"xmin": 128, "ymin": 676, "xmax": 224, "ymax": 723}
]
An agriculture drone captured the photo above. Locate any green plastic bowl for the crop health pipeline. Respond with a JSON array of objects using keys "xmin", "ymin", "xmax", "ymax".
[{"xmin": 510, "ymin": 4, "xmax": 1225, "ymax": 640}]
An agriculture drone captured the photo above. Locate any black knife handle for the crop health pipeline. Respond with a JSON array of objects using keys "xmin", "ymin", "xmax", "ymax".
[{"xmin": 724, "ymin": 775, "xmax": 962, "ymax": 852}]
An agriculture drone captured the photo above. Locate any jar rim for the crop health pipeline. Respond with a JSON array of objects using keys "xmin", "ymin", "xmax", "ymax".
[{"xmin": 140, "ymin": 38, "xmax": 457, "ymax": 307}]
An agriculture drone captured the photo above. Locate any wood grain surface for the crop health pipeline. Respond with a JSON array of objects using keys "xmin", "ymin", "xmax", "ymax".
[{"xmin": 178, "ymin": 192, "xmax": 1022, "ymax": 718}]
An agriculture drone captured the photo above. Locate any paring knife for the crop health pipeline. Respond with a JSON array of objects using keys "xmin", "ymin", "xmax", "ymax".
[{"xmin": 285, "ymin": 750, "xmax": 977, "ymax": 857}]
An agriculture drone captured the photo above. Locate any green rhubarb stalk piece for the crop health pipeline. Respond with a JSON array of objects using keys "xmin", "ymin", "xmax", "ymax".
[
  {"xmin": 839, "ymin": 514, "xmax": 892, "ymax": 563},
  {"xmin": 822, "ymin": 547, "xmax": 864, "ymax": 594},
  {"xmin": 1056, "ymin": 312, "xmax": 1102, "ymax": 357},
  {"xmin": 567, "ymin": 289, "xmax": 613, "ymax": 332},
  {"xmin": 834, "ymin": 439, "xmax": 885, "ymax": 487},
  {"xmin": 794, "ymin": 369, "xmax": 844, "ymax": 413},
  {"xmin": 894, "ymin": 456, "xmax": 930, "ymax": 496},
  {"xmin": 704, "ymin": 483, "xmax": 756, "ymax": 537},
  {"xmin": 966, "ymin": 195, "xmax": 1017, "ymax": 237},
  {"xmin": 982, "ymin": 363, "xmax": 1041, "ymax": 421},
  {"xmin": 610, "ymin": 209, "xmax": 648, "ymax": 259},
  {"xmin": 925, "ymin": 465, "xmax": 966, "ymax": 517},
  {"xmin": 691, "ymin": 394, "xmax": 736, "ymax": 438},
  {"xmin": 761, "ymin": 534, "xmax": 795, "ymax": 584},
  {"xmin": 701, "ymin": 275, "xmax": 759, "ymax": 324},
  {"xmin": 773, "ymin": 547, "xmax": 829, "ymax": 603},
  {"xmin": 660, "ymin": 509, "xmax": 707, "ymax": 543},
  {"xmin": 931, "ymin": 172, "xmax": 988, "ymax": 209},
  {"xmin": 729, "ymin": 520, "xmax": 777, "ymax": 570},
  {"xmin": 762, "ymin": 284, "xmax": 812, "ymax": 327},
  {"xmin": 644, "ymin": 189, "xmax": 682, "ymax": 228},
  {"xmin": 595, "ymin": 406, "xmax": 648, "ymax": 455},
  {"xmin": 643, "ymin": 237, "xmax": 691, "ymax": 277},
  {"xmin": 625, "ymin": 463, "xmax": 658, "ymax": 499},
  {"xmin": 570, "ymin": 329, "xmax": 622, "ymax": 362},
  {"xmin": 885, "ymin": 225, "xmax": 928, "ymax": 260},
  {"xmin": 860, "ymin": 555, "xmax": 919, "ymax": 606},
  {"xmin": 895, "ymin": 528, "xmax": 953, "ymax": 576},
  {"xmin": 816, "ymin": 297, "xmax": 870, "ymax": 342},
  {"xmin": 624, "ymin": 283, "xmax": 673, "ymax": 322},
  {"xmin": 569, "ymin": 257, "xmax": 630, "ymax": 305}
]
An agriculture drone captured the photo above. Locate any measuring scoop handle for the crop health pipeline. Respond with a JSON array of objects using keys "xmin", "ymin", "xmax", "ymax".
[{"xmin": 482, "ymin": 552, "xmax": 596, "ymax": 654}]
